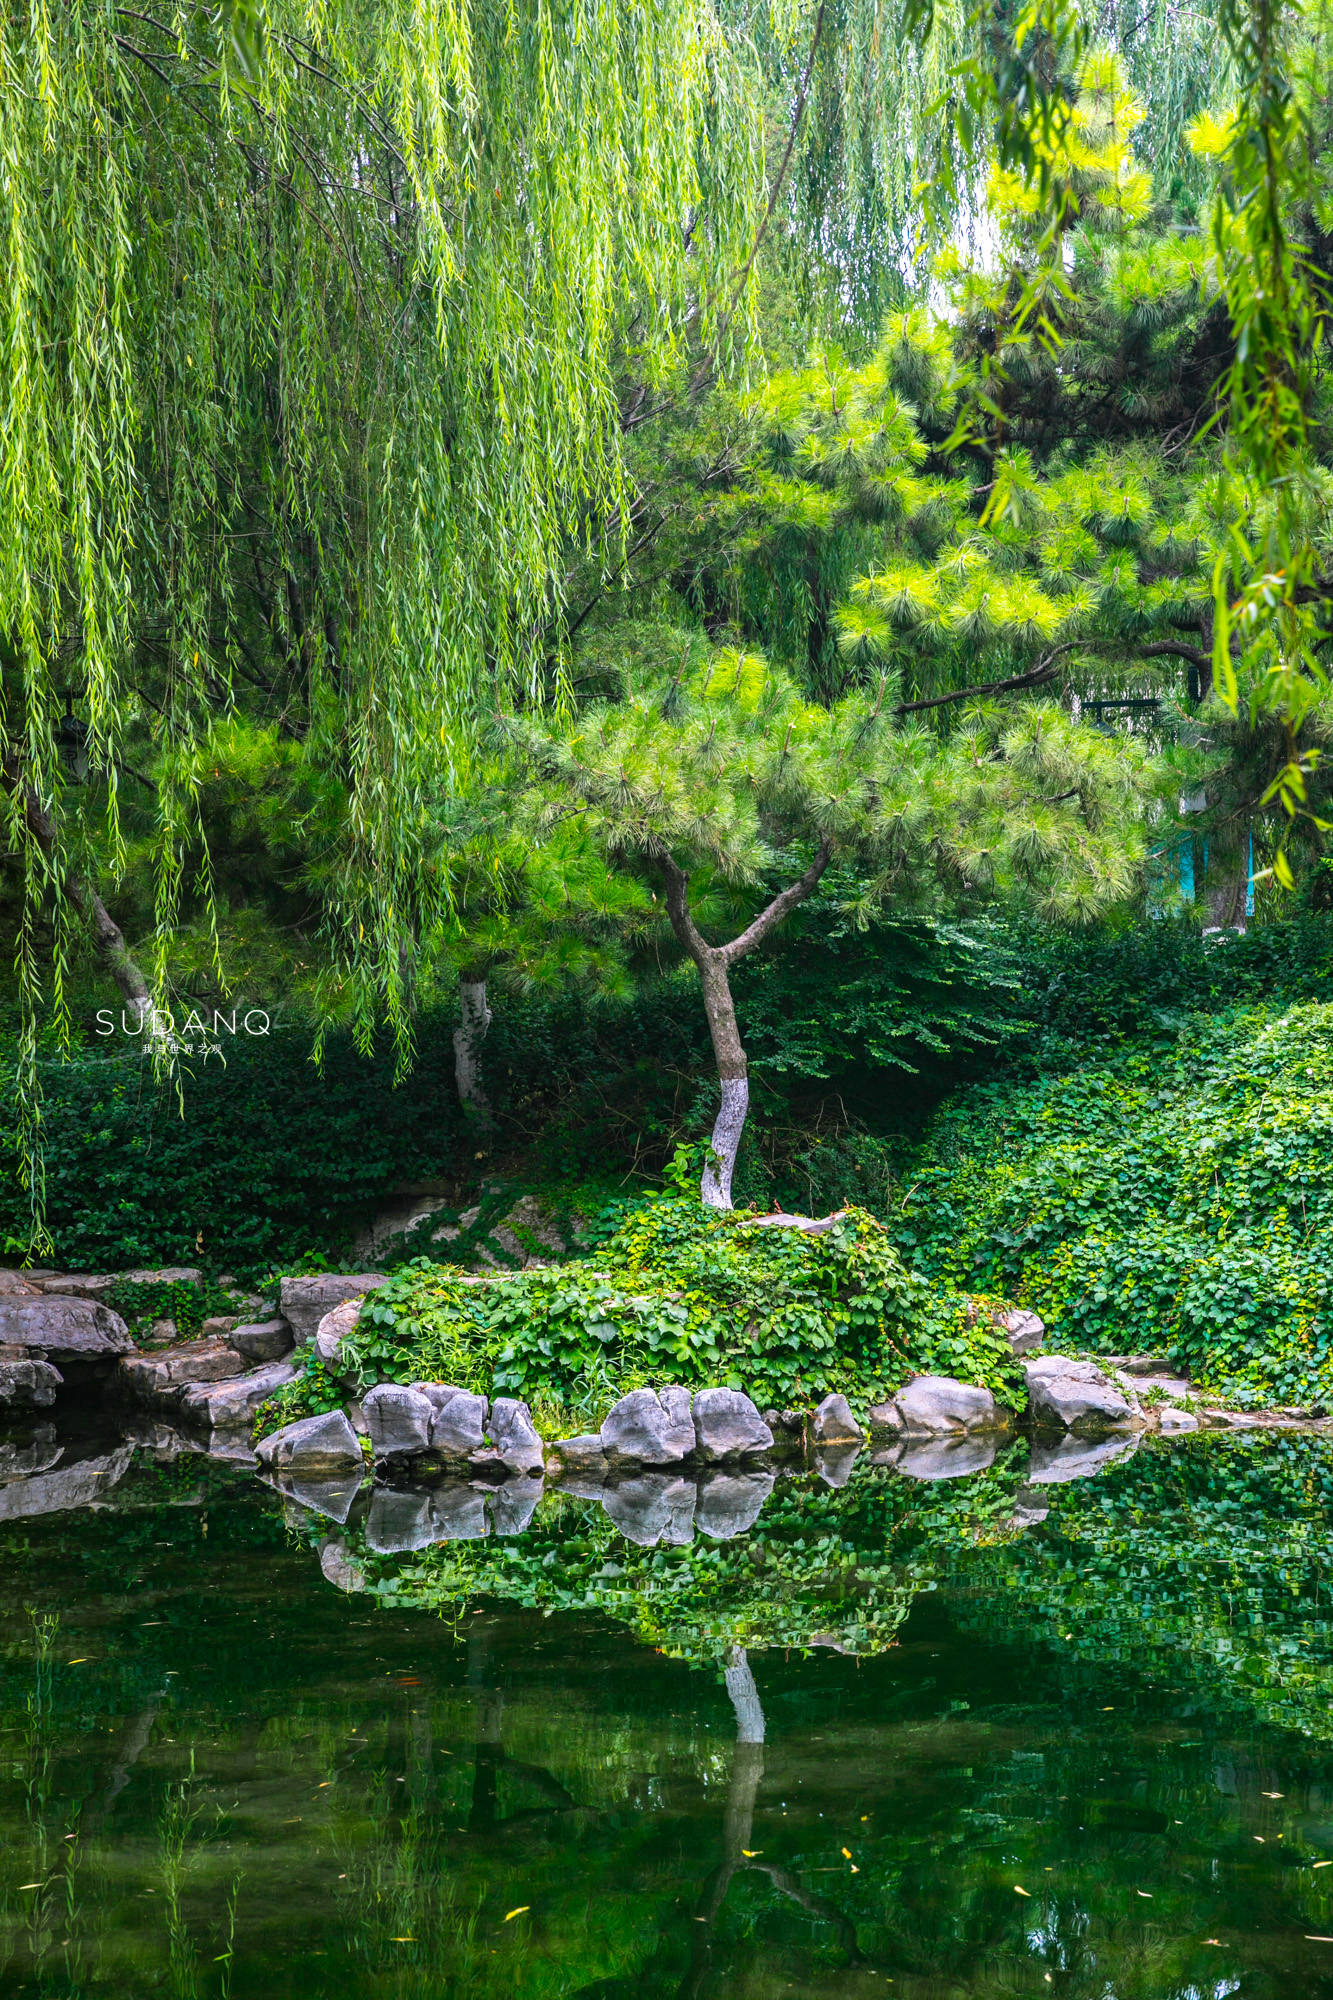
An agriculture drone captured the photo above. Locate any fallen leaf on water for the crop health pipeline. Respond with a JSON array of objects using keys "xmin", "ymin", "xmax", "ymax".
[
  {"xmin": 1314, "ymin": 1861, "xmax": 1333, "ymax": 1870},
  {"xmin": 741, "ymin": 1850, "xmax": 762, "ymax": 1858},
  {"xmin": 841, "ymin": 1848, "xmax": 853, "ymax": 1860},
  {"xmin": 67, "ymin": 1659, "xmax": 88, "ymax": 1666},
  {"xmin": 503, "ymin": 1908, "xmax": 530, "ymax": 1922},
  {"xmin": 390, "ymin": 1936, "xmax": 415, "ymax": 1943},
  {"xmin": 1014, "ymin": 1886, "xmax": 1031, "ymax": 1898},
  {"xmin": 1255, "ymin": 1836, "xmax": 1266, "ymax": 1843},
  {"xmin": 1136, "ymin": 1890, "xmax": 1152, "ymax": 1898},
  {"xmin": 1306, "ymin": 1936, "xmax": 1333, "ymax": 1943},
  {"xmin": 1262, "ymin": 1791, "xmax": 1284, "ymax": 1798},
  {"xmin": 1203, "ymin": 1938, "xmax": 1222, "ymax": 1945},
  {"xmin": 17, "ymin": 1885, "xmax": 42, "ymax": 1892}
]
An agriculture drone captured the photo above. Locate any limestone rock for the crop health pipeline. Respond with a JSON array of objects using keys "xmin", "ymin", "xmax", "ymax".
[
  {"xmin": 488, "ymin": 1194, "xmax": 571, "ymax": 1268},
  {"xmin": 1156, "ymin": 1403, "xmax": 1200, "ymax": 1434},
  {"xmin": 0, "ymin": 1270, "xmax": 38, "ymax": 1295},
  {"xmin": 602, "ymin": 1473, "xmax": 696, "ymax": 1547},
  {"xmin": 549, "ymin": 1433, "xmax": 608, "ymax": 1476},
  {"xmin": 999, "ymin": 1308, "xmax": 1045, "ymax": 1356},
  {"xmin": 199, "ymin": 1314, "xmax": 241, "ymax": 1338},
  {"xmin": 280, "ymin": 1272, "xmax": 386, "ymax": 1345},
  {"xmin": 599, "ymin": 1386, "xmax": 696, "ymax": 1465},
  {"xmin": 0, "ymin": 1295, "xmax": 131, "ymax": 1358},
  {"xmin": 872, "ymin": 1375, "xmax": 1002, "ymax": 1437},
  {"xmin": 691, "ymin": 1387, "xmax": 773, "ymax": 1462},
  {"xmin": 255, "ymin": 1408, "xmax": 363, "ymax": 1474},
  {"xmin": 119, "ymin": 1338, "xmax": 246, "ymax": 1410},
  {"xmin": 744, "ymin": 1210, "xmax": 849, "ymax": 1234},
  {"xmin": 142, "ymin": 1318, "xmax": 178, "ymax": 1347},
  {"xmin": 812, "ymin": 1392, "xmax": 864, "ymax": 1445},
  {"xmin": 1024, "ymin": 1355, "xmax": 1136, "ymax": 1434},
  {"xmin": 428, "ymin": 1388, "xmax": 489, "ymax": 1458},
  {"xmin": 179, "ymin": 1359, "xmax": 298, "ymax": 1430},
  {"xmin": 695, "ymin": 1469, "xmax": 773, "ymax": 1539},
  {"xmin": 229, "ymin": 1317, "xmax": 293, "ymax": 1363},
  {"xmin": 205, "ymin": 1433, "xmax": 259, "ymax": 1465},
  {"xmin": 0, "ymin": 1355, "xmax": 61, "ymax": 1409},
  {"xmin": 485, "ymin": 1397, "xmax": 544, "ymax": 1474},
  {"xmin": 362, "ymin": 1383, "xmax": 435, "ymax": 1461},
  {"xmin": 314, "ymin": 1298, "xmax": 365, "ymax": 1369}
]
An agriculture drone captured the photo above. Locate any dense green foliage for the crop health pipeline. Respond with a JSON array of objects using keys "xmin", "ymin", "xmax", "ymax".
[
  {"xmin": 898, "ymin": 1000, "xmax": 1333, "ymax": 1404},
  {"xmin": 327, "ymin": 1192, "xmax": 1020, "ymax": 1423}
]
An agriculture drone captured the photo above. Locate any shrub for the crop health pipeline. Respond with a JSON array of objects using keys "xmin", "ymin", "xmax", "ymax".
[
  {"xmin": 317, "ymin": 1190, "xmax": 1022, "ymax": 1426},
  {"xmin": 895, "ymin": 1002, "xmax": 1333, "ymax": 1405}
]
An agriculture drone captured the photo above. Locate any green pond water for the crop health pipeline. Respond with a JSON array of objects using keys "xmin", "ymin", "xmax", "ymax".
[{"xmin": 3, "ymin": 1422, "xmax": 1333, "ymax": 1998}]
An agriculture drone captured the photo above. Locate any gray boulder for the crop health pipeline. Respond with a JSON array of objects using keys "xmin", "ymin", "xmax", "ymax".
[
  {"xmin": 599, "ymin": 1386, "xmax": 696, "ymax": 1465},
  {"xmin": 812, "ymin": 1393, "xmax": 864, "ymax": 1445},
  {"xmin": 429, "ymin": 1483, "xmax": 491, "ymax": 1541},
  {"xmin": 409, "ymin": 1380, "xmax": 467, "ymax": 1412},
  {"xmin": 280, "ymin": 1273, "xmax": 386, "ymax": 1345},
  {"xmin": 0, "ymin": 1355, "xmax": 61, "ymax": 1410},
  {"xmin": 745, "ymin": 1209, "xmax": 848, "ymax": 1234},
  {"xmin": 314, "ymin": 1298, "xmax": 364, "ymax": 1369},
  {"xmin": 870, "ymin": 1375, "xmax": 1002, "ymax": 1436},
  {"xmin": 429, "ymin": 1388, "xmax": 489, "ymax": 1458},
  {"xmin": 602, "ymin": 1473, "xmax": 696, "ymax": 1547},
  {"xmin": 118, "ymin": 1337, "xmax": 246, "ymax": 1409},
  {"xmin": 255, "ymin": 1407, "xmax": 363, "ymax": 1474},
  {"xmin": 691, "ymin": 1388, "xmax": 773, "ymax": 1462},
  {"xmin": 695, "ymin": 1469, "xmax": 773, "ymax": 1539},
  {"xmin": 999, "ymin": 1308, "xmax": 1045, "ymax": 1356},
  {"xmin": 180, "ymin": 1359, "xmax": 298, "ymax": 1430},
  {"xmin": 549, "ymin": 1432, "xmax": 608, "ymax": 1476},
  {"xmin": 228, "ymin": 1317, "xmax": 293, "ymax": 1362},
  {"xmin": 1024, "ymin": 1355, "xmax": 1136, "ymax": 1434},
  {"xmin": 1156, "ymin": 1403, "xmax": 1200, "ymax": 1434},
  {"xmin": 362, "ymin": 1384, "xmax": 435, "ymax": 1461},
  {"xmin": 485, "ymin": 1397, "xmax": 544, "ymax": 1474},
  {"xmin": 0, "ymin": 1295, "xmax": 131, "ymax": 1357}
]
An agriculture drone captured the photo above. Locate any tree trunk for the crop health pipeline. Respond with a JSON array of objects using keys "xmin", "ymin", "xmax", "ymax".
[
  {"xmin": 19, "ymin": 782, "xmax": 168, "ymax": 1048},
  {"xmin": 697, "ymin": 955, "xmax": 748, "ymax": 1211},
  {"xmin": 661, "ymin": 842, "xmax": 832, "ymax": 1212},
  {"xmin": 453, "ymin": 974, "xmax": 495, "ymax": 1128}
]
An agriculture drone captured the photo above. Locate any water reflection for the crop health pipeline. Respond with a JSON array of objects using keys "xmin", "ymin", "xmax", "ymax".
[{"xmin": 2, "ymin": 1421, "xmax": 1333, "ymax": 1995}]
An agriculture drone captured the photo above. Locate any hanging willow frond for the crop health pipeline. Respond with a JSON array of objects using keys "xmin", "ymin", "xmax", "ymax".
[{"xmin": 0, "ymin": 0, "xmax": 765, "ymax": 1243}]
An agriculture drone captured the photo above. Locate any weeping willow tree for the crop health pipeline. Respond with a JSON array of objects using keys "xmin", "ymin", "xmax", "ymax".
[
  {"xmin": 0, "ymin": 0, "xmax": 767, "ymax": 1231},
  {"xmin": 727, "ymin": 0, "xmax": 1236, "ymax": 338}
]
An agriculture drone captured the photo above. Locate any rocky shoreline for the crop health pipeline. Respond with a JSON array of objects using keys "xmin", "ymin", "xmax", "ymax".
[{"xmin": 2, "ymin": 1264, "xmax": 1330, "ymax": 1548}]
